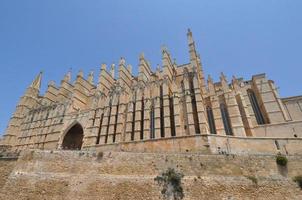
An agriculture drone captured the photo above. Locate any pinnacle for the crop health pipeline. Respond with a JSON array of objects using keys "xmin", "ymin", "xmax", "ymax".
[{"xmin": 30, "ymin": 71, "xmax": 42, "ymax": 90}]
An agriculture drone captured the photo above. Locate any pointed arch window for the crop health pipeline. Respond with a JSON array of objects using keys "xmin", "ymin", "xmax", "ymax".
[
  {"xmin": 247, "ymin": 89, "xmax": 266, "ymax": 125},
  {"xmin": 206, "ymin": 106, "xmax": 216, "ymax": 134},
  {"xmin": 160, "ymin": 85, "xmax": 165, "ymax": 137},
  {"xmin": 140, "ymin": 96, "xmax": 145, "ymax": 140},
  {"xmin": 150, "ymin": 99, "xmax": 155, "ymax": 139},
  {"xmin": 131, "ymin": 93, "xmax": 137, "ymax": 141},
  {"xmin": 169, "ymin": 95, "xmax": 176, "ymax": 137},
  {"xmin": 220, "ymin": 103, "xmax": 233, "ymax": 135},
  {"xmin": 105, "ymin": 99, "xmax": 112, "ymax": 143},
  {"xmin": 96, "ymin": 112, "xmax": 104, "ymax": 145},
  {"xmin": 113, "ymin": 99, "xmax": 120, "ymax": 143},
  {"xmin": 189, "ymin": 73, "xmax": 200, "ymax": 134}
]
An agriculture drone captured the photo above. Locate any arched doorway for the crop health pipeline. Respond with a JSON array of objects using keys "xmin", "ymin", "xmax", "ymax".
[{"xmin": 62, "ymin": 123, "xmax": 84, "ymax": 150}]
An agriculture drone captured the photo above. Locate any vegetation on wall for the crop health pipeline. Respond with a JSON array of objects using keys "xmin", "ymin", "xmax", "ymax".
[
  {"xmin": 293, "ymin": 175, "xmax": 302, "ymax": 189},
  {"xmin": 276, "ymin": 154, "xmax": 288, "ymax": 166},
  {"xmin": 154, "ymin": 168, "xmax": 184, "ymax": 200}
]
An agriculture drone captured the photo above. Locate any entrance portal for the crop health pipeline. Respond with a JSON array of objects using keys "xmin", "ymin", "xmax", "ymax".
[{"xmin": 62, "ymin": 123, "xmax": 84, "ymax": 150}]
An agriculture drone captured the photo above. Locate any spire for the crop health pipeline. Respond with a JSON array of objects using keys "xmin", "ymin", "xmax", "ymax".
[
  {"xmin": 77, "ymin": 70, "xmax": 84, "ymax": 78},
  {"xmin": 139, "ymin": 52, "xmax": 152, "ymax": 77},
  {"xmin": 88, "ymin": 71, "xmax": 94, "ymax": 84},
  {"xmin": 173, "ymin": 58, "xmax": 177, "ymax": 69},
  {"xmin": 24, "ymin": 71, "xmax": 42, "ymax": 98},
  {"xmin": 187, "ymin": 28, "xmax": 207, "ymax": 94},
  {"xmin": 119, "ymin": 57, "xmax": 126, "ymax": 66},
  {"xmin": 187, "ymin": 28, "xmax": 198, "ymax": 62},
  {"xmin": 232, "ymin": 75, "xmax": 240, "ymax": 91},
  {"xmin": 220, "ymin": 72, "xmax": 229, "ymax": 91},
  {"xmin": 64, "ymin": 70, "xmax": 71, "ymax": 82},
  {"xmin": 101, "ymin": 63, "xmax": 107, "ymax": 71},
  {"xmin": 139, "ymin": 52, "xmax": 145, "ymax": 60},
  {"xmin": 110, "ymin": 63, "xmax": 115, "ymax": 78},
  {"xmin": 161, "ymin": 46, "xmax": 170, "ymax": 58},
  {"xmin": 187, "ymin": 28, "xmax": 194, "ymax": 45},
  {"xmin": 161, "ymin": 46, "xmax": 172, "ymax": 65},
  {"xmin": 30, "ymin": 71, "xmax": 42, "ymax": 90},
  {"xmin": 207, "ymin": 75, "xmax": 215, "ymax": 94}
]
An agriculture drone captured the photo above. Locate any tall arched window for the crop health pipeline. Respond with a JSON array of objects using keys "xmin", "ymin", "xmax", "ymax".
[
  {"xmin": 113, "ymin": 99, "xmax": 120, "ymax": 143},
  {"xmin": 206, "ymin": 106, "xmax": 216, "ymax": 134},
  {"xmin": 105, "ymin": 99, "xmax": 112, "ymax": 143},
  {"xmin": 96, "ymin": 112, "xmax": 104, "ymax": 144},
  {"xmin": 220, "ymin": 103, "xmax": 233, "ymax": 135},
  {"xmin": 140, "ymin": 96, "xmax": 145, "ymax": 140},
  {"xmin": 131, "ymin": 92, "xmax": 137, "ymax": 141},
  {"xmin": 169, "ymin": 95, "xmax": 176, "ymax": 137},
  {"xmin": 247, "ymin": 89, "xmax": 266, "ymax": 125},
  {"xmin": 235, "ymin": 95, "xmax": 252, "ymax": 136},
  {"xmin": 160, "ymin": 85, "xmax": 165, "ymax": 137},
  {"xmin": 189, "ymin": 73, "xmax": 200, "ymax": 134},
  {"xmin": 150, "ymin": 99, "xmax": 155, "ymax": 139}
]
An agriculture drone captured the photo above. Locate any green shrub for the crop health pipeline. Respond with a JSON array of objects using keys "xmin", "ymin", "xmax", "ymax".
[
  {"xmin": 155, "ymin": 168, "xmax": 184, "ymax": 200},
  {"xmin": 293, "ymin": 175, "xmax": 302, "ymax": 189},
  {"xmin": 276, "ymin": 155, "xmax": 288, "ymax": 166}
]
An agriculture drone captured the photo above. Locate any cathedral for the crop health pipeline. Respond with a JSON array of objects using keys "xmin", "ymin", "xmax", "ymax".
[{"xmin": 1, "ymin": 29, "xmax": 302, "ymax": 155}]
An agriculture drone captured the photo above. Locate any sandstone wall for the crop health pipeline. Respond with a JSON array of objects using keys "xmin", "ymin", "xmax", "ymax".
[
  {"xmin": 0, "ymin": 158, "xmax": 17, "ymax": 189},
  {"xmin": 0, "ymin": 150, "xmax": 302, "ymax": 200},
  {"xmin": 208, "ymin": 134, "xmax": 302, "ymax": 155},
  {"xmin": 253, "ymin": 120, "xmax": 302, "ymax": 138},
  {"xmin": 86, "ymin": 134, "xmax": 302, "ymax": 156}
]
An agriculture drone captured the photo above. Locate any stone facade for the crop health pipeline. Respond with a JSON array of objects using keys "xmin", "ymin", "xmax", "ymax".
[{"xmin": 1, "ymin": 29, "xmax": 302, "ymax": 154}]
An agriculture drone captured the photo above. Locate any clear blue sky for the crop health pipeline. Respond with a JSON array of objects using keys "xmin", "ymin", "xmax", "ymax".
[{"xmin": 0, "ymin": 0, "xmax": 301, "ymax": 136}]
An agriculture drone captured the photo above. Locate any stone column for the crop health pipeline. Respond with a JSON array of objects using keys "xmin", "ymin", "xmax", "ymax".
[
  {"xmin": 172, "ymin": 90, "xmax": 182, "ymax": 137},
  {"xmin": 143, "ymin": 86, "xmax": 151, "ymax": 140},
  {"xmin": 241, "ymin": 89, "xmax": 259, "ymax": 128},
  {"xmin": 83, "ymin": 108, "xmax": 99, "ymax": 146},
  {"xmin": 114, "ymin": 92, "xmax": 127, "ymax": 143},
  {"xmin": 153, "ymin": 83, "xmax": 162, "ymax": 138},
  {"xmin": 162, "ymin": 79, "xmax": 171, "ymax": 137},
  {"xmin": 107, "ymin": 93, "xmax": 119, "ymax": 143},
  {"xmin": 236, "ymin": 92, "xmax": 255, "ymax": 136},
  {"xmin": 125, "ymin": 101, "xmax": 134, "ymax": 142},
  {"xmin": 223, "ymin": 91, "xmax": 246, "ymax": 137},
  {"xmin": 99, "ymin": 97, "xmax": 111, "ymax": 144},
  {"xmin": 192, "ymin": 73, "xmax": 209, "ymax": 134},
  {"xmin": 134, "ymin": 87, "xmax": 143, "ymax": 141},
  {"xmin": 183, "ymin": 74, "xmax": 195, "ymax": 135},
  {"xmin": 211, "ymin": 95, "xmax": 226, "ymax": 135}
]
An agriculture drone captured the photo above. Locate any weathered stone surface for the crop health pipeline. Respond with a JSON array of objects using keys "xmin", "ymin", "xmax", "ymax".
[{"xmin": 1, "ymin": 150, "xmax": 302, "ymax": 200}]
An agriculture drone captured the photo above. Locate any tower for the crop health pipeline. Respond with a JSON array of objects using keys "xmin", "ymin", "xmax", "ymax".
[{"xmin": 187, "ymin": 29, "xmax": 207, "ymax": 94}]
